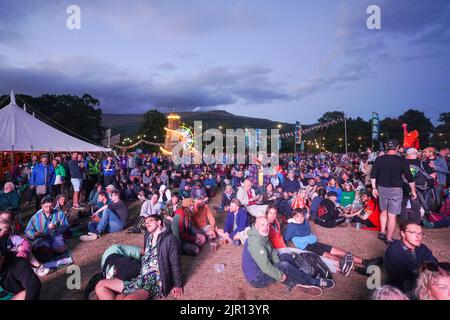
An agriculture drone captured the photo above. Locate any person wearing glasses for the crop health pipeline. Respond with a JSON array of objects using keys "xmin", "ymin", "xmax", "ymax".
[{"xmin": 384, "ymin": 220, "xmax": 439, "ymax": 293}]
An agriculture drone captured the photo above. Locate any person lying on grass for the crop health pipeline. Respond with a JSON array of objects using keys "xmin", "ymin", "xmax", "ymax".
[
  {"xmin": 283, "ymin": 208, "xmax": 384, "ymax": 276},
  {"xmin": 95, "ymin": 214, "xmax": 183, "ymax": 300}
]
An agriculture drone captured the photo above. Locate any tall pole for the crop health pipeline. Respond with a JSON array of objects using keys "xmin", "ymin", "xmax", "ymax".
[{"xmin": 344, "ymin": 108, "xmax": 348, "ymax": 154}]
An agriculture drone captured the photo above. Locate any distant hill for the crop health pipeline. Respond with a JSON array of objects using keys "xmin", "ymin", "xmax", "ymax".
[{"xmin": 102, "ymin": 110, "xmax": 297, "ymax": 135}]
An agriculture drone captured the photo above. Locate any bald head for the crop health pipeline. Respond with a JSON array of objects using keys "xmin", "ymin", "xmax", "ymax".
[{"xmin": 255, "ymin": 216, "xmax": 270, "ymax": 237}]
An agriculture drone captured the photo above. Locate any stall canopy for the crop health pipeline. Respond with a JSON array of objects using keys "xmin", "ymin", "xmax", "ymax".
[{"xmin": 0, "ymin": 91, "xmax": 111, "ymax": 152}]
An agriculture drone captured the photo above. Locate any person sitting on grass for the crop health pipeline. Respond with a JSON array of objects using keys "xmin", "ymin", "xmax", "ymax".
[
  {"xmin": 385, "ymin": 220, "xmax": 439, "ymax": 293},
  {"xmin": 219, "ymin": 184, "xmax": 235, "ymax": 213},
  {"xmin": 314, "ymin": 191, "xmax": 347, "ymax": 228},
  {"xmin": 191, "ymin": 198, "xmax": 217, "ymax": 240},
  {"xmin": 95, "ymin": 214, "xmax": 183, "ymax": 300},
  {"xmin": 0, "ymin": 182, "xmax": 20, "ymax": 214},
  {"xmin": 127, "ymin": 193, "xmax": 162, "ymax": 234},
  {"xmin": 25, "ymin": 196, "xmax": 69, "ymax": 264},
  {"xmin": 283, "ymin": 208, "xmax": 383, "ymax": 277},
  {"xmin": 0, "ymin": 217, "xmax": 50, "ymax": 277},
  {"xmin": 0, "ymin": 250, "xmax": 42, "ymax": 300},
  {"xmin": 80, "ymin": 191, "xmax": 128, "ymax": 241},
  {"xmin": 171, "ymin": 198, "xmax": 206, "ymax": 256},
  {"xmin": 343, "ymin": 190, "xmax": 381, "ymax": 231},
  {"xmin": 414, "ymin": 262, "xmax": 450, "ymax": 300},
  {"xmin": 216, "ymin": 199, "xmax": 250, "ymax": 246},
  {"xmin": 242, "ymin": 216, "xmax": 335, "ymax": 296}
]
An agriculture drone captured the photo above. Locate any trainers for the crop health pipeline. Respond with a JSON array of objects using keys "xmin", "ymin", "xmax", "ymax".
[
  {"xmin": 34, "ymin": 266, "xmax": 51, "ymax": 277},
  {"xmin": 378, "ymin": 232, "xmax": 387, "ymax": 241},
  {"xmin": 318, "ymin": 278, "xmax": 335, "ymax": 289},
  {"xmin": 339, "ymin": 252, "xmax": 354, "ymax": 277},
  {"xmin": 80, "ymin": 232, "xmax": 99, "ymax": 242},
  {"xmin": 295, "ymin": 284, "xmax": 323, "ymax": 297},
  {"xmin": 363, "ymin": 257, "xmax": 384, "ymax": 268}
]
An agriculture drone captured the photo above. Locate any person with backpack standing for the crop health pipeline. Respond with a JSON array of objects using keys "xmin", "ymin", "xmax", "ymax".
[
  {"xmin": 401, "ymin": 148, "xmax": 435, "ymax": 224},
  {"xmin": 85, "ymin": 153, "xmax": 102, "ymax": 201},
  {"xmin": 29, "ymin": 155, "xmax": 55, "ymax": 212},
  {"xmin": 371, "ymin": 139, "xmax": 417, "ymax": 245},
  {"xmin": 425, "ymin": 148, "xmax": 449, "ymax": 207}
]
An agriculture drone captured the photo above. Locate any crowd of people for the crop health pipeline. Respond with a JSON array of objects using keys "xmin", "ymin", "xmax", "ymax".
[{"xmin": 0, "ymin": 141, "xmax": 449, "ymax": 300}]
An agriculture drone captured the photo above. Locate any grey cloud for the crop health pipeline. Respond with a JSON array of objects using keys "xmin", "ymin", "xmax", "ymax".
[
  {"xmin": 155, "ymin": 63, "xmax": 177, "ymax": 71},
  {"xmin": 0, "ymin": 58, "xmax": 290, "ymax": 113}
]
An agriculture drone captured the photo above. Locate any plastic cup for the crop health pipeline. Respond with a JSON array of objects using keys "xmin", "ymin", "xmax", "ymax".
[
  {"xmin": 356, "ymin": 222, "xmax": 361, "ymax": 230},
  {"xmin": 214, "ymin": 263, "xmax": 225, "ymax": 273}
]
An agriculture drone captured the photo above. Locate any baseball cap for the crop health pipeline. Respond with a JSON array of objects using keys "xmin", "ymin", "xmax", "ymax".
[
  {"xmin": 386, "ymin": 139, "xmax": 399, "ymax": 150},
  {"xmin": 327, "ymin": 191, "xmax": 338, "ymax": 197}
]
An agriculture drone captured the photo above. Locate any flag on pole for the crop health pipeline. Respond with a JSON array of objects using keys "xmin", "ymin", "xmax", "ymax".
[
  {"xmin": 371, "ymin": 112, "xmax": 380, "ymax": 142},
  {"xmin": 295, "ymin": 121, "xmax": 302, "ymax": 145}
]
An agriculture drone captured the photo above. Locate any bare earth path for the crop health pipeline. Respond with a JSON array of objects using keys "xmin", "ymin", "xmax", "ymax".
[{"xmin": 32, "ymin": 192, "xmax": 450, "ymax": 300}]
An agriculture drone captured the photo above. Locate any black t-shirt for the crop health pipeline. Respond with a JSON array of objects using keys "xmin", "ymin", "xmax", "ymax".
[
  {"xmin": 68, "ymin": 160, "xmax": 83, "ymax": 179},
  {"xmin": 371, "ymin": 154, "xmax": 414, "ymax": 188},
  {"xmin": 108, "ymin": 201, "xmax": 128, "ymax": 224}
]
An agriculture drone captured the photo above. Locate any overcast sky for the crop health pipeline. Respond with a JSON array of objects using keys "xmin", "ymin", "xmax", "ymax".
[{"xmin": 1, "ymin": 0, "xmax": 449, "ymax": 124}]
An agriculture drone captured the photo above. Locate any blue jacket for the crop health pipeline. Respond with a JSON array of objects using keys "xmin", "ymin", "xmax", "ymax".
[
  {"xmin": 102, "ymin": 159, "xmax": 116, "ymax": 176},
  {"xmin": 224, "ymin": 208, "xmax": 249, "ymax": 239},
  {"xmin": 433, "ymin": 157, "xmax": 449, "ymax": 186},
  {"xmin": 30, "ymin": 163, "xmax": 55, "ymax": 186},
  {"xmin": 283, "ymin": 220, "xmax": 317, "ymax": 250}
]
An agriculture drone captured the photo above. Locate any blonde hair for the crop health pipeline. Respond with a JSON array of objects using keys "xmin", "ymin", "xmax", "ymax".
[
  {"xmin": 371, "ymin": 285, "xmax": 409, "ymax": 300},
  {"xmin": 415, "ymin": 264, "xmax": 450, "ymax": 300}
]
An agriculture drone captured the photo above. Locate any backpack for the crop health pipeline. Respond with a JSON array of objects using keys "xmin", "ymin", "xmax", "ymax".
[
  {"xmin": 414, "ymin": 162, "xmax": 435, "ymax": 191},
  {"xmin": 290, "ymin": 251, "xmax": 332, "ymax": 280}
]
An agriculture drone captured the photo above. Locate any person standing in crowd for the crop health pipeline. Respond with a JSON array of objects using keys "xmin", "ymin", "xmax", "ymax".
[
  {"xmin": 423, "ymin": 147, "xmax": 449, "ymax": 207},
  {"xmin": 52, "ymin": 158, "xmax": 66, "ymax": 197},
  {"xmin": 85, "ymin": 153, "xmax": 102, "ymax": 200},
  {"xmin": 68, "ymin": 152, "xmax": 83, "ymax": 209},
  {"xmin": 102, "ymin": 154, "xmax": 117, "ymax": 188},
  {"xmin": 371, "ymin": 139, "xmax": 417, "ymax": 245},
  {"xmin": 29, "ymin": 155, "xmax": 55, "ymax": 212},
  {"xmin": 401, "ymin": 148, "xmax": 434, "ymax": 223}
]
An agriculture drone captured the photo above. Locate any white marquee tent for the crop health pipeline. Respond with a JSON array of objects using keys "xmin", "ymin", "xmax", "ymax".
[{"xmin": 0, "ymin": 91, "xmax": 111, "ymax": 152}]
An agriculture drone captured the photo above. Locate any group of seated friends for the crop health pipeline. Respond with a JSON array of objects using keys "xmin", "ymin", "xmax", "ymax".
[{"xmin": 0, "ymin": 167, "xmax": 448, "ymax": 300}]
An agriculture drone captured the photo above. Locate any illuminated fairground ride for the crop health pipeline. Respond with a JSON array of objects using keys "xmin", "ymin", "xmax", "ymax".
[{"xmin": 160, "ymin": 113, "xmax": 196, "ymax": 155}]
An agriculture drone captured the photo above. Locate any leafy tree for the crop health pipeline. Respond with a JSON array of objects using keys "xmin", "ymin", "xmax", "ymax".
[
  {"xmin": 431, "ymin": 112, "xmax": 450, "ymax": 149},
  {"xmin": 139, "ymin": 109, "xmax": 167, "ymax": 145}
]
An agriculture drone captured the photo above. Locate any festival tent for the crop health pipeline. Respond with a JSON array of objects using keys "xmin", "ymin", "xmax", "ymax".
[{"xmin": 0, "ymin": 91, "xmax": 111, "ymax": 152}]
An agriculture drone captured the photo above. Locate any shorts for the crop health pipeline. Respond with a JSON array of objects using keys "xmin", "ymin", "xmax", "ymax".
[
  {"xmin": 378, "ymin": 186, "xmax": 403, "ymax": 215},
  {"xmin": 304, "ymin": 242, "xmax": 332, "ymax": 256},
  {"xmin": 71, "ymin": 178, "xmax": 82, "ymax": 192},
  {"xmin": 35, "ymin": 234, "xmax": 66, "ymax": 251}
]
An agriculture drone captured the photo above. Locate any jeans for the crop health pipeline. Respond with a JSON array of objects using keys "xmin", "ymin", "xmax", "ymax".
[
  {"xmin": 88, "ymin": 209, "xmax": 124, "ymax": 235},
  {"xmin": 250, "ymin": 253, "xmax": 318, "ymax": 288},
  {"xmin": 433, "ymin": 216, "xmax": 450, "ymax": 228}
]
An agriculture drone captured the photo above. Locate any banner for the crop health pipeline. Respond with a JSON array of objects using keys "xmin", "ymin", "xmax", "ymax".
[
  {"xmin": 295, "ymin": 121, "xmax": 302, "ymax": 145},
  {"xmin": 372, "ymin": 112, "xmax": 380, "ymax": 142}
]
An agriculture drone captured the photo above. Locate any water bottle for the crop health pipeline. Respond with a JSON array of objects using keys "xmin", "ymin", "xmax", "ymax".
[{"xmin": 214, "ymin": 263, "xmax": 225, "ymax": 273}]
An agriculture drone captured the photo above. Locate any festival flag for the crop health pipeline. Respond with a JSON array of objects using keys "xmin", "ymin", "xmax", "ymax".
[
  {"xmin": 371, "ymin": 112, "xmax": 380, "ymax": 142},
  {"xmin": 295, "ymin": 121, "xmax": 302, "ymax": 145}
]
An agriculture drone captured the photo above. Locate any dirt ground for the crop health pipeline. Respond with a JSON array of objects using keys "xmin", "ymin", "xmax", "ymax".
[{"xmin": 21, "ymin": 192, "xmax": 449, "ymax": 300}]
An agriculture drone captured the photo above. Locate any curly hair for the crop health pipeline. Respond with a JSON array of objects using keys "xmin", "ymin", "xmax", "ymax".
[
  {"xmin": 415, "ymin": 263, "xmax": 450, "ymax": 300},
  {"xmin": 370, "ymin": 285, "xmax": 409, "ymax": 300}
]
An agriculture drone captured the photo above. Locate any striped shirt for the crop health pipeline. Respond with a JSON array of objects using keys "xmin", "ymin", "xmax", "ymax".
[{"xmin": 25, "ymin": 208, "xmax": 69, "ymax": 241}]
